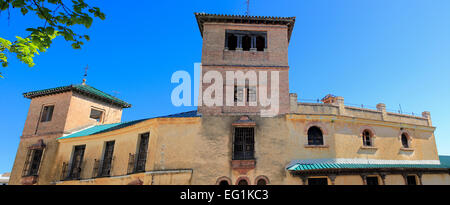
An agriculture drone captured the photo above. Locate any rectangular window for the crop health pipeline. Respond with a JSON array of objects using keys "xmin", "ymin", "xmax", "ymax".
[
  {"xmin": 28, "ymin": 149, "xmax": 43, "ymax": 176},
  {"xmin": 246, "ymin": 86, "xmax": 256, "ymax": 103},
  {"xmin": 234, "ymin": 85, "xmax": 244, "ymax": 103},
  {"xmin": 68, "ymin": 145, "xmax": 85, "ymax": 179},
  {"xmin": 233, "ymin": 127, "xmax": 255, "ymax": 160},
  {"xmin": 225, "ymin": 30, "xmax": 267, "ymax": 51},
  {"xmin": 135, "ymin": 133, "xmax": 149, "ymax": 173},
  {"xmin": 40, "ymin": 105, "xmax": 54, "ymax": 122},
  {"xmin": 406, "ymin": 175, "xmax": 417, "ymax": 185},
  {"xmin": 366, "ymin": 176, "xmax": 379, "ymax": 185},
  {"xmin": 99, "ymin": 141, "xmax": 115, "ymax": 177},
  {"xmin": 308, "ymin": 178, "xmax": 328, "ymax": 185},
  {"xmin": 90, "ymin": 108, "xmax": 104, "ymax": 122}
]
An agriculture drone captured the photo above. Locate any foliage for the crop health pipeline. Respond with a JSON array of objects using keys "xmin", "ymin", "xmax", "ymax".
[{"xmin": 0, "ymin": 0, "xmax": 105, "ymax": 78}]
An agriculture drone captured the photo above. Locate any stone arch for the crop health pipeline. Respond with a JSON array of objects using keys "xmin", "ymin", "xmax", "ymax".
[
  {"xmin": 304, "ymin": 121, "xmax": 328, "ymax": 135},
  {"xmin": 235, "ymin": 176, "xmax": 251, "ymax": 185},
  {"xmin": 254, "ymin": 175, "xmax": 270, "ymax": 185},
  {"xmin": 358, "ymin": 125, "xmax": 376, "ymax": 138},
  {"xmin": 216, "ymin": 176, "xmax": 232, "ymax": 185}
]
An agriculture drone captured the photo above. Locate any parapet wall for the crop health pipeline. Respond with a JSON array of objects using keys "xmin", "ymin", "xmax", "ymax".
[{"xmin": 289, "ymin": 93, "xmax": 431, "ymax": 127}]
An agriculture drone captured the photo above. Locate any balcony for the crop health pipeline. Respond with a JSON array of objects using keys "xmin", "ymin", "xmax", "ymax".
[
  {"xmin": 127, "ymin": 152, "xmax": 147, "ymax": 175},
  {"xmin": 60, "ymin": 161, "xmax": 85, "ymax": 181},
  {"xmin": 92, "ymin": 157, "xmax": 115, "ymax": 178}
]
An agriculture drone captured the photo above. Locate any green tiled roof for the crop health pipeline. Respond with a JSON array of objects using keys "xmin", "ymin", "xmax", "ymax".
[
  {"xmin": 23, "ymin": 84, "xmax": 131, "ymax": 108},
  {"xmin": 58, "ymin": 119, "xmax": 148, "ymax": 140},
  {"xmin": 58, "ymin": 110, "xmax": 200, "ymax": 140},
  {"xmin": 287, "ymin": 156, "xmax": 450, "ymax": 171}
]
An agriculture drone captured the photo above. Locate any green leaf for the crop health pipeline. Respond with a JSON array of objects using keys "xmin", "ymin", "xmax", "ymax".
[
  {"xmin": 71, "ymin": 42, "xmax": 81, "ymax": 49},
  {"xmin": 20, "ymin": 7, "xmax": 28, "ymax": 15}
]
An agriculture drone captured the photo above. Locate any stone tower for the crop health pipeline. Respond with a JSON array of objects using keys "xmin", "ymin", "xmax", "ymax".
[
  {"xmin": 9, "ymin": 84, "xmax": 130, "ymax": 184},
  {"xmin": 195, "ymin": 13, "xmax": 295, "ymax": 116}
]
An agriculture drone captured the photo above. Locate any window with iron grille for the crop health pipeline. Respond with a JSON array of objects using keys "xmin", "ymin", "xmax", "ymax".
[
  {"xmin": 406, "ymin": 175, "xmax": 417, "ymax": 185},
  {"xmin": 362, "ymin": 130, "xmax": 372, "ymax": 147},
  {"xmin": 233, "ymin": 127, "xmax": 255, "ymax": 160},
  {"xmin": 40, "ymin": 105, "xmax": 54, "ymax": 122},
  {"xmin": 99, "ymin": 141, "xmax": 115, "ymax": 177},
  {"xmin": 68, "ymin": 145, "xmax": 85, "ymax": 180},
  {"xmin": 401, "ymin": 133, "xmax": 409, "ymax": 148},
  {"xmin": 307, "ymin": 126, "xmax": 323, "ymax": 145},
  {"xmin": 135, "ymin": 133, "xmax": 149, "ymax": 173},
  {"xmin": 22, "ymin": 149, "xmax": 44, "ymax": 177},
  {"xmin": 366, "ymin": 176, "xmax": 379, "ymax": 185}
]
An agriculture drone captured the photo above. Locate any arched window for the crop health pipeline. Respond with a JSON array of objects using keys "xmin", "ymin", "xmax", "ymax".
[
  {"xmin": 219, "ymin": 180, "xmax": 229, "ymax": 185},
  {"xmin": 307, "ymin": 126, "xmax": 324, "ymax": 145},
  {"xmin": 216, "ymin": 176, "xmax": 231, "ymax": 185},
  {"xmin": 237, "ymin": 179, "xmax": 249, "ymax": 185},
  {"xmin": 362, "ymin": 130, "xmax": 373, "ymax": 147},
  {"xmin": 401, "ymin": 133, "xmax": 409, "ymax": 148},
  {"xmin": 255, "ymin": 175, "xmax": 270, "ymax": 185},
  {"xmin": 256, "ymin": 179, "xmax": 266, "ymax": 185}
]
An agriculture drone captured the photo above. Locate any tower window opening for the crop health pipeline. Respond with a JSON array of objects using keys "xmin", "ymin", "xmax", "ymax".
[
  {"xmin": 40, "ymin": 105, "xmax": 54, "ymax": 122},
  {"xmin": 256, "ymin": 35, "xmax": 265, "ymax": 51},
  {"xmin": 242, "ymin": 35, "xmax": 251, "ymax": 51},
  {"xmin": 227, "ymin": 34, "xmax": 237, "ymax": 50},
  {"xmin": 225, "ymin": 30, "xmax": 267, "ymax": 51}
]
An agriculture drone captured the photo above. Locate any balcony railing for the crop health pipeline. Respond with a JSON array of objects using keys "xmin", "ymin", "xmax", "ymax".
[
  {"xmin": 127, "ymin": 152, "xmax": 147, "ymax": 174},
  {"xmin": 60, "ymin": 161, "xmax": 85, "ymax": 181},
  {"xmin": 92, "ymin": 157, "xmax": 115, "ymax": 178}
]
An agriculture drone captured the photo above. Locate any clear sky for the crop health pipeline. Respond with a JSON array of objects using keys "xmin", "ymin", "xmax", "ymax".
[{"xmin": 0, "ymin": 0, "xmax": 449, "ymax": 174}]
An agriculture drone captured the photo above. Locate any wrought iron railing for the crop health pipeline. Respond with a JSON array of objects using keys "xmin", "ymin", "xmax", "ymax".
[
  {"xmin": 127, "ymin": 152, "xmax": 147, "ymax": 174},
  {"xmin": 92, "ymin": 157, "xmax": 115, "ymax": 178},
  {"xmin": 60, "ymin": 161, "xmax": 85, "ymax": 181}
]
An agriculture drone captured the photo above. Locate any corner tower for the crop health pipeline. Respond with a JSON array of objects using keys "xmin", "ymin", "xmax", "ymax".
[
  {"xmin": 9, "ymin": 83, "xmax": 131, "ymax": 185},
  {"xmin": 195, "ymin": 13, "xmax": 295, "ymax": 116}
]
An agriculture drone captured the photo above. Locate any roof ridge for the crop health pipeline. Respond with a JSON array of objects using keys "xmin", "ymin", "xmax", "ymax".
[{"xmin": 23, "ymin": 84, "xmax": 131, "ymax": 108}]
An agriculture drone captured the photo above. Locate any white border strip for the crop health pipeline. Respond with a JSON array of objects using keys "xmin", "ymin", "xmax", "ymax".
[{"xmin": 286, "ymin": 158, "xmax": 441, "ymax": 168}]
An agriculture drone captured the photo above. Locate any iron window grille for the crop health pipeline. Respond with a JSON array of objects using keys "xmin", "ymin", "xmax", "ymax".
[
  {"xmin": 307, "ymin": 126, "xmax": 324, "ymax": 145},
  {"xmin": 128, "ymin": 133, "xmax": 149, "ymax": 174},
  {"xmin": 22, "ymin": 148, "xmax": 44, "ymax": 177},
  {"xmin": 233, "ymin": 127, "xmax": 255, "ymax": 160},
  {"xmin": 362, "ymin": 130, "xmax": 372, "ymax": 147}
]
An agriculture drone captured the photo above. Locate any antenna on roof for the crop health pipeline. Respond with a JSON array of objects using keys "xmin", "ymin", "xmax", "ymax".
[
  {"xmin": 82, "ymin": 65, "xmax": 88, "ymax": 85},
  {"xmin": 245, "ymin": 0, "xmax": 250, "ymax": 16}
]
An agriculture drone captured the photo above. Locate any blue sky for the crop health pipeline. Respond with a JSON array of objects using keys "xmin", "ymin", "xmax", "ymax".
[{"xmin": 0, "ymin": 0, "xmax": 449, "ymax": 173}]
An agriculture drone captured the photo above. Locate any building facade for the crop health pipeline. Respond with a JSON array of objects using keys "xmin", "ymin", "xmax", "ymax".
[{"xmin": 9, "ymin": 13, "xmax": 450, "ymax": 185}]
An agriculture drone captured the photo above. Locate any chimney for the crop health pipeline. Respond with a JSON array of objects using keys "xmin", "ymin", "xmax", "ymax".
[{"xmin": 377, "ymin": 103, "xmax": 387, "ymax": 121}]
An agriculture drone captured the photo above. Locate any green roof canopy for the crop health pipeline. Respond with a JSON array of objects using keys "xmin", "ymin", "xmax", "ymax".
[
  {"xmin": 287, "ymin": 156, "xmax": 450, "ymax": 172},
  {"xmin": 23, "ymin": 84, "xmax": 131, "ymax": 108}
]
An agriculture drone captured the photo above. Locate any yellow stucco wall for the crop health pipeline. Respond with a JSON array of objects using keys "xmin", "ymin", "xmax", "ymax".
[{"xmin": 51, "ymin": 114, "xmax": 448, "ymax": 185}]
